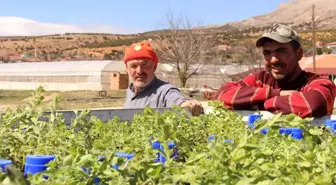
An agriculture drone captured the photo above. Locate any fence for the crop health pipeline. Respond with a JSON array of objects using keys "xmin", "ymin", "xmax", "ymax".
[{"xmin": 155, "ymin": 73, "xmax": 231, "ymax": 88}]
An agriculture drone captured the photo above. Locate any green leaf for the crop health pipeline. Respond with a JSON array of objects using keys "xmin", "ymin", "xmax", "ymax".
[
  {"xmin": 309, "ymin": 128, "xmax": 323, "ymax": 136},
  {"xmin": 298, "ymin": 161, "xmax": 311, "ymax": 168},
  {"xmin": 185, "ymin": 153, "xmax": 207, "ymax": 165},
  {"xmin": 63, "ymin": 155, "xmax": 73, "ymax": 166},
  {"xmin": 236, "ymin": 177, "xmax": 254, "ymax": 185}
]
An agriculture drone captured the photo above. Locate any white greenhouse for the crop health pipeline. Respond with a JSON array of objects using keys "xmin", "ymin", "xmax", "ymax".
[{"xmin": 0, "ymin": 60, "xmax": 129, "ymax": 91}]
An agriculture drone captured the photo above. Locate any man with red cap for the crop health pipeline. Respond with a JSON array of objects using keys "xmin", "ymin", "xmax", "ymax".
[
  {"xmin": 204, "ymin": 23, "xmax": 336, "ymax": 118},
  {"xmin": 123, "ymin": 41, "xmax": 203, "ymax": 116}
]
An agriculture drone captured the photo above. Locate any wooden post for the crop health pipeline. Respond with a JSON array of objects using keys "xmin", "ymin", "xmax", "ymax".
[{"xmin": 312, "ymin": 4, "xmax": 316, "ymax": 72}]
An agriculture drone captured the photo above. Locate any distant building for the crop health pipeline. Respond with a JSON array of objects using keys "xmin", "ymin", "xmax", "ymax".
[
  {"xmin": 326, "ymin": 42, "xmax": 336, "ymax": 54},
  {"xmin": 0, "ymin": 60, "xmax": 129, "ymax": 91}
]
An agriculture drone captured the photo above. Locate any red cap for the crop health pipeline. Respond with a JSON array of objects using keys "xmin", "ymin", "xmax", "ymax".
[{"xmin": 124, "ymin": 41, "xmax": 159, "ymax": 64}]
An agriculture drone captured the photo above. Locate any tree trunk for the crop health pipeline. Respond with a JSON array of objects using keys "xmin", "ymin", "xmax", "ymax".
[
  {"xmin": 181, "ymin": 78, "xmax": 187, "ymax": 88},
  {"xmin": 178, "ymin": 72, "xmax": 188, "ymax": 88}
]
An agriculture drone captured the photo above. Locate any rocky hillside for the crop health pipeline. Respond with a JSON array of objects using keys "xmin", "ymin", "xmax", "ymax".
[{"xmin": 216, "ymin": 0, "xmax": 336, "ymax": 30}]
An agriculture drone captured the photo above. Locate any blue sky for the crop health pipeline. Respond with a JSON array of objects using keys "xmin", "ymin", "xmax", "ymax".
[{"xmin": 0, "ymin": 0, "xmax": 289, "ymax": 34}]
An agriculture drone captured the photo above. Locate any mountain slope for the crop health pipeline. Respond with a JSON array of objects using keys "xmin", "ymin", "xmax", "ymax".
[{"xmin": 219, "ymin": 0, "xmax": 336, "ymax": 30}]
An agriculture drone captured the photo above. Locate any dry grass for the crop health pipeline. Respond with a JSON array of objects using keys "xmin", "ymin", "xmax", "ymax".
[
  {"xmin": 0, "ymin": 90, "xmax": 34, "ymax": 103},
  {"xmin": 0, "ymin": 89, "xmax": 207, "ymax": 112},
  {"xmin": 0, "ymin": 90, "xmax": 127, "ymax": 111},
  {"xmin": 55, "ymin": 90, "xmax": 126, "ymax": 110}
]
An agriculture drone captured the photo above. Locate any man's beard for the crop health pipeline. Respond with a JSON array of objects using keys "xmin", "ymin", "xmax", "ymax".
[
  {"xmin": 267, "ymin": 63, "xmax": 288, "ymax": 80},
  {"xmin": 130, "ymin": 72, "xmax": 151, "ymax": 88}
]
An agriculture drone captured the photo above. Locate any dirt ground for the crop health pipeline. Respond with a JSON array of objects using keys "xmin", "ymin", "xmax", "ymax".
[{"xmin": 0, "ymin": 90, "xmax": 208, "ymax": 112}]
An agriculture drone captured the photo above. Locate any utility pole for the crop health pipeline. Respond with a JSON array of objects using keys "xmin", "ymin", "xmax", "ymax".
[{"xmin": 312, "ymin": 4, "xmax": 316, "ymax": 72}]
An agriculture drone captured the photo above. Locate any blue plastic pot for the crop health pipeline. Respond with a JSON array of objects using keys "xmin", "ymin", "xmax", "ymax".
[
  {"xmin": 0, "ymin": 159, "xmax": 12, "ymax": 173},
  {"xmin": 81, "ymin": 156, "xmax": 108, "ymax": 185},
  {"xmin": 24, "ymin": 155, "xmax": 56, "ymax": 175},
  {"xmin": 81, "ymin": 167, "xmax": 101, "ymax": 184}
]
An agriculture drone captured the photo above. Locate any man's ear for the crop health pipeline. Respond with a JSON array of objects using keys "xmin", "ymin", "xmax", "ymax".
[{"xmin": 297, "ymin": 47, "xmax": 303, "ymax": 61}]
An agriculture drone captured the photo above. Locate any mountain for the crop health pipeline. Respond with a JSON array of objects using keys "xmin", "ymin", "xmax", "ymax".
[
  {"xmin": 1, "ymin": 0, "xmax": 336, "ymax": 62},
  {"xmin": 217, "ymin": 0, "xmax": 336, "ymax": 30}
]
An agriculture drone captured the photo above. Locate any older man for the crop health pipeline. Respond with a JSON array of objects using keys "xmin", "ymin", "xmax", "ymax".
[
  {"xmin": 123, "ymin": 41, "xmax": 203, "ymax": 116},
  {"xmin": 205, "ymin": 23, "xmax": 336, "ymax": 118}
]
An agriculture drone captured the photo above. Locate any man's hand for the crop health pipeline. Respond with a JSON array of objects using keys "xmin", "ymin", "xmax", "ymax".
[
  {"xmin": 180, "ymin": 100, "xmax": 204, "ymax": 116},
  {"xmin": 202, "ymin": 85, "xmax": 218, "ymax": 100},
  {"xmin": 280, "ymin": 90, "xmax": 299, "ymax": 96}
]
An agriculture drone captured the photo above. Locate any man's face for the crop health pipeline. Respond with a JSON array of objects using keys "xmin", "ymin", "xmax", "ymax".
[
  {"xmin": 126, "ymin": 59, "xmax": 156, "ymax": 89},
  {"xmin": 262, "ymin": 41, "xmax": 302, "ymax": 80}
]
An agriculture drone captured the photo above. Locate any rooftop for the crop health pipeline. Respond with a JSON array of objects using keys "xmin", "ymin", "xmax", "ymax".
[{"xmin": 300, "ymin": 54, "xmax": 336, "ymax": 74}]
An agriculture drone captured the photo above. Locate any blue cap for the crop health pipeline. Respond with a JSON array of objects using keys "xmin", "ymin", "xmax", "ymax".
[
  {"xmin": 208, "ymin": 135, "xmax": 215, "ymax": 141},
  {"xmin": 115, "ymin": 152, "xmax": 134, "ymax": 160},
  {"xmin": 155, "ymin": 154, "xmax": 167, "ymax": 163},
  {"xmin": 224, "ymin": 139, "xmax": 234, "ymax": 143},
  {"xmin": 112, "ymin": 164, "xmax": 120, "ymax": 169},
  {"xmin": 26, "ymin": 155, "xmax": 56, "ymax": 165},
  {"xmin": 152, "ymin": 141, "xmax": 176, "ymax": 150},
  {"xmin": 168, "ymin": 142, "xmax": 176, "ymax": 149},
  {"xmin": 279, "ymin": 128, "xmax": 303, "ymax": 140},
  {"xmin": 94, "ymin": 177, "xmax": 100, "ymax": 184},
  {"xmin": 209, "ymin": 135, "xmax": 233, "ymax": 143},
  {"xmin": 260, "ymin": 128, "xmax": 269, "ymax": 135},
  {"xmin": 326, "ymin": 119, "xmax": 336, "ymax": 134},
  {"xmin": 248, "ymin": 114, "xmax": 262, "ymax": 129},
  {"xmin": 152, "ymin": 141, "xmax": 164, "ymax": 151},
  {"xmin": 152, "ymin": 141, "xmax": 178, "ymax": 163},
  {"xmin": 0, "ymin": 159, "xmax": 12, "ymax": 172},
  {"xmin": 113, "ymin": 152, "xmax": 134, "ymax": 169},
  {"xmin": 290, "ymin": 128, "xmax": 303, "ymax": 140}
]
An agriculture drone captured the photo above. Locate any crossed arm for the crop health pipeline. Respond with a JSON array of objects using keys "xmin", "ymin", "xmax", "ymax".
[{"xmin": 209, "ymin": 74, "xmax": 336, "ymax": 118}]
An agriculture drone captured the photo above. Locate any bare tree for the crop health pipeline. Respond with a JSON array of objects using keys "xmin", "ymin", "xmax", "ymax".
[
  {"xmin": 156, "ymin": 15, "xmax": 218, "ymax": 88},
  {"xmin": 226, "ymin": 44, "xmax": 264, "ymax": 81},
  {"xmin": 243, "ymin": 44, "xmax": 264, "ymax": 69}
]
